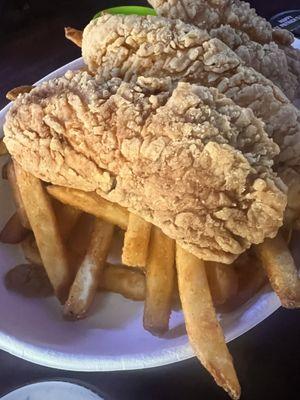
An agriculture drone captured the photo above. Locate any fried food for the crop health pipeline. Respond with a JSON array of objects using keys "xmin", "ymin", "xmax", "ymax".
[
  {"xmin": 222, "ymin": 252, "xmax": 266, "ymax": 311},
  {"xmin": 65, "ymin": 27, "xmax": 83, "ymax": 47},
  {"xmin": 148, "ymin": 1, "xmax": 300, "ymax": 100},
  {"xmin": 1, "ymin": 2, "xmax": 300, "ymax": 398},
  {"xmin": 5, "ymin": 264, "xmax": 53, "ymax": 298},
  {"xmin": 208, "ymin": 25, "xmax": 299, "ymax": 101},
  {"xmin": 52, "ymin": 200, "xmax": 81, "ymax": 241},
  {"xmin": 205, "ymin": 262, "xmax": 238, "ymax": 306},
  {"xmin": 7, "ymin": 162, "xmax": 31, "ymax": 229},
  {"xmin": 81, "ymin": 15, "xmax": 300, "ymax": 167},
  {"xmin": 143, "ymin": 226, "xmax": 175, "ymax": 335},
  {"xmin": 148, "ymin": 0, "xmax": 293, "ymax": 46},
  {"xmin": 0, "ymin": 139, "xmax": 7, "ymax": 156},
  {"xmin": 4, "ymin": 70, "xmax": 286, "ymax": 263},
  {"xmin": 0, "ymin": 212, "xmax": 29, "ymax": 244},
  {"xmin": 6, "ymin": 85, "xmax": 33, "ymax": 101},
  {"xmin": 13, "ymin": 163, "xmax": 72, "ymax": 303},
  {"xmin": 47, "ymin": 186, "xmax": 128, "ymax": 230},
  {"xmin": 67, "ymin": 213, "xmax": 95, "ymax": 271},
  {"xmin": 100, "ymin": 263, "xmax": 146, "ymax": 301},
  {"xmin": 21, "ymin": 233, "xmax": 43, "ymax": 265},
  {"xmin": 256, "ymin": 233, "xmax": 300, "ymax": 308},
  {"xmin": 64, "ymin": 218, "xmax": 114, "ymax": 319},
  {"xmin": 122, "ymin": 213, "xmax": 152, "ymax": 267},
  {"xmin": 176, "ymin": 244, "xmax": 241, "ymax": 399}
]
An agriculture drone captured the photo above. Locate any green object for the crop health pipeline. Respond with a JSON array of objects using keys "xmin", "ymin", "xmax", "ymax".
[{"xmin": 93, "ymin": 5, "xmax": 156, "ymax": 19}]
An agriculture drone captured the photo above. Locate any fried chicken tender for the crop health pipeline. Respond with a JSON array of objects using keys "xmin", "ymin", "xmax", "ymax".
[
  {"xmin": 209, "ymin": 25, "xmax": 299, "ymax": 101},
  {"xmin": 82, "ymin": 15, "xmax": 300, "ymax": 167},
  {"xmin": 4, "ymin": 70, "xmax": 286, "ymax": 263},
  {"xmin": 148, "ymin": 0, "xmax": 300, "ymax": 101},
  {"xmin": 148, "ymin": 0, "xmax": 293, "ymax": 45}
]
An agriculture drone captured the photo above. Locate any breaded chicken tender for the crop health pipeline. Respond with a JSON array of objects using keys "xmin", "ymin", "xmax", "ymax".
[
  {"xmin": 148, "ymin": 0, "xmax": 300, "ymax": 101},
  {"xmin": 82, "ymin": 15, "xmax": 300, "ymax": 167},
  {"xmin": 4, "ymin": 71, "xmax": 286, "ymax": 263},
  {"xmin": 148, "ymin": 0, "xmax": 293, "ymax": 45}
]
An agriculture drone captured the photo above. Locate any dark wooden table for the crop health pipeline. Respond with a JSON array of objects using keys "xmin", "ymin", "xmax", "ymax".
[{"xmin": 1, "ymin": 1, "xmax": 300, "ymax": 399}]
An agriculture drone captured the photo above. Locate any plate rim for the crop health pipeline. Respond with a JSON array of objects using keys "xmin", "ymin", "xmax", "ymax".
[
  {"xmin": 0, "ymin": 57, "xmax": 281, "ymax": 371},
  {"xmin": 0, "ymin": 380, "xmax": 102, "ymax": 399}
]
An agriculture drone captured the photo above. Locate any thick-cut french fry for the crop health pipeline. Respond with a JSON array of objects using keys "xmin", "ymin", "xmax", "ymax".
[
  {"xmin": 219, "ymin": 252, "xmax": 266, "ymax": 312},
  {"xmin": 176, "ymin": 245, "xmax": 241, "ymax": 400},
  {"xmin": 205, "ymin": 262, "xmax": 238, "ymax": 306},
  {"xmin": 64, "ymin": 27, "xmax": 83, "ymax": 47},
  {"xmin": 7, "ymin": 162, "xmax": 31, "ymax": 229},
  {"xmin": 99, "ymin": 263, "xmax": 146, "ymax": 301},
  {"xmin": 52, "ymin": 199, "xmax": 81, "ymax": 241},
  {"xmin": 0, "ymin": 139, "xmax": 7, "ymax": 156},
  {"xmin": 6, "ymin": 85, "xmax": 33, "ymax": 101},
  {"xmin": 64, "ymin": 219, "xmax": 114, "ymax": 319},
  {"xmin": 143, "ymin": 226, "xmax": 175, "ymax": 335},
  {"xmin": 256, "ymin": 233, "xmax": 300, "ymax": 308},
  {"xmin": 67, "ymin": 213, "xmax": 95, "ymax": 272},
  {"xmin": 47, "ymin": 185, "xmax": 129, "ymax": 230},
  {"xmin": 0, "ymin": 212, "xmax": 29, "ymax": 244},
  {"xmin": 21, "ymin": 233, "xmax": 43, "ymax": 265},
  {"xmin": 122, "ymin": 213, "xmax": 151, "ymax": 267},
  {"xmin": 14, "ymin": 163, "xmax": 72, "ymax": 303}
]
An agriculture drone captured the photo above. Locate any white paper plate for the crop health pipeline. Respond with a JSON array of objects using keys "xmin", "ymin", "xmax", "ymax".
[
  {"xmin": 1, "ymin": 381, "xmax": 102, "ymax": 400},
  {"xmin": 0, "ymin": 55, "xmax": 295, "ymax": 372}
]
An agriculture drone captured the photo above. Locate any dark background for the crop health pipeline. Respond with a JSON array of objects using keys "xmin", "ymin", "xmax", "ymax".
[{"xmin": 0, "ymin": 1, "xmax": 300, "ymax": 399}]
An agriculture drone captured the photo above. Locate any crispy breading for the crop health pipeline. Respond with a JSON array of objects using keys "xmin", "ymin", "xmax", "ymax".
[
  {"xmin": 148, "ymin": 1, "xmax": 300, "ymax": 101},
  {"xmin": 209, "ymin": 25, "xmax": 299, "ymax": 101},
  {"xmin": 3, "ymin": 70, "xmax": 286, "ymax": 263},
  {"xmin": 148, "ymin": 0, "xmax": 293, "ymax": 45},
  {"xmin": 82, "ymin": 15, "xmax": 300, "ymax": 167}
]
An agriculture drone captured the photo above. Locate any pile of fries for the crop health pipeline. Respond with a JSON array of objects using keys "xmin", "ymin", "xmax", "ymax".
[{"xmin": 1, "ymin": 89, "xmax": 300, "ymax": 400}]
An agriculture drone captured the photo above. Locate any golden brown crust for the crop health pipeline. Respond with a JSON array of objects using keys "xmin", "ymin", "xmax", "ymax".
[
  {"xmin": 148, "ymin": 0, "xmax": 293, "ymax": 45},
  {"xmin": 148, "ymin": 1, "xmax": 300, "ymax": 101},
  {"xmin": 82, "ymin": 15, "xmax": 300, "ymax": 168},
  {"xmin": 4, "ymin": 70, "xmax": 286, "ymax": 263}
]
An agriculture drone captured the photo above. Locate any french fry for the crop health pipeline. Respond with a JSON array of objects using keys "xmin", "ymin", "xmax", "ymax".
[
  {"xmin": 122, "ymin": 213, "xmax": 152, "ymax": 267},
  {"xmin": 64, "ymin": 218, "xmax": 114, "ymax": 320},
  {"xmin": 205, "ymin": 262, "xmax": 238, "ymax": 306},
  {"xmin": 7, "ymin": 161, "xmax": 31, "ymax": 229},
  {"xmin": 256, "ymin": 233, "xmax": 300, "ymax": 308},
  {"xmin": 0, "ymin": 212, "xmax": 29, "ymax": 244},
  {"xmin": 6, "ymin": 85, "xmax": 33, "ymax": 101},
  {"xmin": 99, "ymin": 263, "xmax": 146, "ymax": 301},
  {"xmin": 176, "ymin": 245, "xmax": 241, "ymax": 400},
  {"xmin": 21, "ymin": 233, "xmax": 43, "ymax": 265},
  {"xmin": 14, "ymin": 163, "xmax": 72, "ymax": 303},
  {"xmin": 219, "ymin": 252, "xmax": 267, "ymax": 312},
  {"xmin": 18, "ymin": 221, "xmax": 147, "ymax": 302},
  {"xmin": 143, "ymin": 226, "xmax": 175, "ymax": 335},
  {"xmin": 67, "ymin": 213, "xmax": 95, "ymax": 272},
  {"xmin": 52, "ymin": 199, "xmax": 81, "ymax": 241},
  {"xmin": 64, "ymin": 27, "xmax": 83, "ymax": 47},
  {"xmin": 47, "ymin": 185, "xmax": 129, "ymax": 230},
  {"xmin": 0, "ymin": 139, "xmax": 7, "ymax": 156}
]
